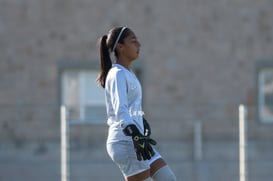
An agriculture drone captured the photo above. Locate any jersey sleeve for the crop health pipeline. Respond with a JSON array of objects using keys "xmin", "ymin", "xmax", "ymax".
[{"xmin": 108, "ymin": 70, "xmax": 134, "ymax": 128}]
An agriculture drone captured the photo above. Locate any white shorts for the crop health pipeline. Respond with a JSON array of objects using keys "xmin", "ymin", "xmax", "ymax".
[{"xmin": 106, "ymin": 141, "xmax": 162, "ymax": 177}]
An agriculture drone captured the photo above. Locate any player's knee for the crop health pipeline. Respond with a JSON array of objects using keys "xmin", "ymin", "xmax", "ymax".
[
  {"xmin": 143, "ymin": 178, "xmax": 153, "ymax": 181},
  {"xmin": 152, "ymin": 165, "xmax": 176, "ymax": 181}
]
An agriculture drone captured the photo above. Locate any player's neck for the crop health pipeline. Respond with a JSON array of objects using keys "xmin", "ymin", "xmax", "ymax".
[{"xmin": 116, "ymin": 58, "xmax": 131, "ymax": 70}]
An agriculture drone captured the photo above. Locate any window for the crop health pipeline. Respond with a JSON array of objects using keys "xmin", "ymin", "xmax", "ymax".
[
  {"xmin": 59, "ymin": 61, "xmax": 143, "ymax": 124},
  {"xmin": 60, "ymin": 68, "xmax": 106, "ymax": 124},
  {"xmin": 257, "ymin": 62, "xmax": 273, "ymax": 123},
  {"xmin": 59, "ymin": 61, "xmax": 107, "ymax": 124}
]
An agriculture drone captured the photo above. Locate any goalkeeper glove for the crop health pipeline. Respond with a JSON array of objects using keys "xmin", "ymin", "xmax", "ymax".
[
  {"xmin": 143, "ymin": 118, "xmax": 157, "ymax": 145},
  {"xmin": 143, "ymin": 117, "xmax": 151, "ymax": 136},
  {"xmin": 123, "ymin": 124, "xmax": 156, "ymax": 161}
]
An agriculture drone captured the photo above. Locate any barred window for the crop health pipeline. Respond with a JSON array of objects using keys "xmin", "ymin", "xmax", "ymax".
[
  {"xmin": 257, "ymin": 62, "xmax": 273, "ymax": 123},
  {"xmin": 59, "ymin": 61, "xmax": 142, "ymax": 124},
  {"xmin": 61, "ymin": 69, "xmax": 106, "ymax": 124}
]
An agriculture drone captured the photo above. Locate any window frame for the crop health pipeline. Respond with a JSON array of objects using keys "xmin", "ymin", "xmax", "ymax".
[
  {"xmin": 58, "ymin": 61, "xmax": 106, "ymax": 125},
  {"xmin": 58, "ymin": 61, "xmax": 143, "ymax": 125},
  {"xmin": 256, "ymin": 61, "xmax": 273, "ymax": 124}
]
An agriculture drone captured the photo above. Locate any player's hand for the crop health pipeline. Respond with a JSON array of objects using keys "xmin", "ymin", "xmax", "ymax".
[
  {"xmin": 143, "ymin": 117, "xmax": 152, "ymax": 136},
  {"xmin": 123, "ymin": 124, "xmax": 156, "ymax": 161},
  {"xmin": 143, "ymin": 118, "xmax": 157, "ymax": 145}
]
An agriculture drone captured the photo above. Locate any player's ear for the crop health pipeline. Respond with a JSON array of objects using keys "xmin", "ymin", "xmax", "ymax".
[
  {"xmin": 116, "ymin": 43, "xmax": 125, "ymax": 53},
  {"xmin": 117, "ymin": 43, "xmax": 124, "ymax": 49}
]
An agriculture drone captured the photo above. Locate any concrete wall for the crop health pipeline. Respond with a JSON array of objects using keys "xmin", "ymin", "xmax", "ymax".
[
  {"xmin": 1, "ymin": 0, "xmax": 273, "ymax": 142},
  {"xmin": 1, "ymin": 0, "xmax": 273, "ymax": 180}
]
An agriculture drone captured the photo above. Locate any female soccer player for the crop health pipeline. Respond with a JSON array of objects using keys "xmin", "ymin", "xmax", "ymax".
[{"xmin": 97, "ymin": 27, "xmax": 176, "ymax": 181}]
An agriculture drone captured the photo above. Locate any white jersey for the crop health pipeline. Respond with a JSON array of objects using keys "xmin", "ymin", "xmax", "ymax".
[{"xmin": 105, "ymin": 64, "xmax": 144, "ymax": 143}]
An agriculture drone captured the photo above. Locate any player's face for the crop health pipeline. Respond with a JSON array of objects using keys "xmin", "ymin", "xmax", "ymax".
[{"xmin": 120, "ymin": 32, "xmax": 141, "ymax": 61}]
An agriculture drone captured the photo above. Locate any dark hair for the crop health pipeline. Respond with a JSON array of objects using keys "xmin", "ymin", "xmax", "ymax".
[{"xmin": 97, "ymin": 27, "xmax": 131, "ymax": 88}]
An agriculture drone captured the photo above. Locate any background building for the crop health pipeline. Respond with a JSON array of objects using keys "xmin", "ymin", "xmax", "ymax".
[{"xmin": 1, "ymin": 0, "xmax": 273, "ymax": 180}]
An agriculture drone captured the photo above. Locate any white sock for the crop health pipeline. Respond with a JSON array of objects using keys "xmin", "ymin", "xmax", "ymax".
[{"xmin": 152, "ymin": 165, "xmax": 176, "ymax": 181}]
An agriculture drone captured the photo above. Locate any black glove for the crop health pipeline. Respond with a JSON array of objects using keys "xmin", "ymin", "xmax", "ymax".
[
  {"xmin": 123, "ymin": 124, "xmax": 156, "ymax": 161},
  {"xmin": 143, "ymin": 117, "xmax": 151, "ymax": 136},
  {"xmin": 143, "ymin": 118, "xmax": 157, "ymax": 145}
]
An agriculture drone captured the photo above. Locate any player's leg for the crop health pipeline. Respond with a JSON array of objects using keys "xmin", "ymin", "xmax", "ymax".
[
  {"xmin": 125, "ymin": 169, "xmax": 150, "ymax": 181},
  {"xmin": 150, "ymin": 158, "xmax": 176, "ymax": 181},
  {"xmin": 107, "ymin": 141, "xmax": 151, "ymax": 181}
]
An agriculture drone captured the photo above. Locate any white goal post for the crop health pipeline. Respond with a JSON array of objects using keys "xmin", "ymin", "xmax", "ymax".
[
  {"xmin": 239, "ymin": 104, "xmax": 248, "ymax": 181},
  {"xmin": 61, "ymin": 106, "xmax": 70, "ymax": 181}
]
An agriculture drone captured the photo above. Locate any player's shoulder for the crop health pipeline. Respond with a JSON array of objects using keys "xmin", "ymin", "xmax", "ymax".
[
  {"xmin": 108, "ymin": 64, "xmax": 127, "ymax": 80},
  {"xmin": 110, "ymin": 64, "xmax": 127, "ymax": 76}
]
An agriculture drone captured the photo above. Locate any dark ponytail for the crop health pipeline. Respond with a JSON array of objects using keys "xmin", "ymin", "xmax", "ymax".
[
  {"xmin": 97, "ymin": 27, "xmax": 132, "ymax": 88},
  {"xmin": 97, "ymin": 35, "xmax": 112, "ymax": 88}
]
